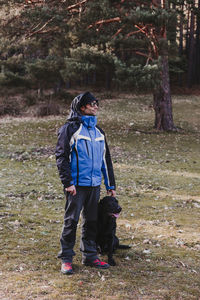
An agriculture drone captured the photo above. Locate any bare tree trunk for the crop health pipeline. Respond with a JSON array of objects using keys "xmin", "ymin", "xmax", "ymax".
[
  {"xmin": 178, "ymin": 3, "xmax": 184, "ymax": 86},
  {"xmin": 37, "ymin": 82, "xmax": 43, "ymax": 99},
  {"xmin": 185, "ymin": 4, "xmax": 190, "ymax": 56},
  {"xmin": 194, "ymin": 0, "xmax": 200, "ymax": 84},
  {"xmin": 105, "ymin": 68, "xmax": 111, "ymax": 89},
  {"xmin": 153, "ymin": 55, "xmax": 175, "ymax": 131},
  {"xmin": 152, "ymin": 0, "xmax": 176, "ymax": 131},
  {"xmin": 187, "ymin": 7, "xmax": 195, "ymax": 88}
]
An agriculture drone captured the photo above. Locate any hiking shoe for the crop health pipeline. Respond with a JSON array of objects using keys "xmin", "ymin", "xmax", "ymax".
[
  {"xmin": 61, "ymin": 262, "xmax": 73, "ymax": 275},
  {"xmin": 83, "ymin": 258, "xmax": 110, "ymax": 269}
]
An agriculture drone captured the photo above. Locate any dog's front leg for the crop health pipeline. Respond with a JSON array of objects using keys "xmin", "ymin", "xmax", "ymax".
[{"xmin": 107, "ymin": 235, "xmax": 116, "ymax": 266}]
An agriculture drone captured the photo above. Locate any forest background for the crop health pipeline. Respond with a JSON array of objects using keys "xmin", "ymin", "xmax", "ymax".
[{"xmin": 1, "ymin": 0, "xmax": 200, "ymax": 130}]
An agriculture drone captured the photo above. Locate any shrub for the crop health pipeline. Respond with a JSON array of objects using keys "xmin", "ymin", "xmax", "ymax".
[
  {"xmin": 25, "ymin": 95, "xmax": 37, "ymax": 107},
  {"xmin": 55, "ymin": 90, "xmax": 76, "ymax": 104},
  {"xmin": 34, "ymin": 102, "xmax": 60, "ymax": 117},
  {"xmin": 0, "ymin": 72, "xmax": 30, "ymax": 88},
  {"xmin": 0, "ymin": 97, "xmax": 21, "ymax": 116}
]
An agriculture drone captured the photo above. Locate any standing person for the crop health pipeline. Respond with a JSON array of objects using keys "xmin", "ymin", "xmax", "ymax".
[{"xmin": 55, "ymin": 91, "xmax": 116, "ymax": 275}]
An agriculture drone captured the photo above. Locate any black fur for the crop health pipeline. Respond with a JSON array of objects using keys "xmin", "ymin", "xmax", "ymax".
[{"xmin": 96, "ymin": 196, "xmax": 130, "ymax": 266}]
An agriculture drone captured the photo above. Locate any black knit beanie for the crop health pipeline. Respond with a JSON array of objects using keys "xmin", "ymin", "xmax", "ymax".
[{"xmin": 79, "ymin": 91, "xmax": 98, "ymax": 108}]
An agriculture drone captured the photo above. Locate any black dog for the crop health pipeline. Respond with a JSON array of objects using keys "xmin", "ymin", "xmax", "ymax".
[{"xmin": 96, "ymin": 196, "xmax": 130, "ymax": 266}]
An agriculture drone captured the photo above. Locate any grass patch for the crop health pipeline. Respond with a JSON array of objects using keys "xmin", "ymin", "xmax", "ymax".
[{"xmin": 0, "ymin": 93, "xmax": 200, "ymax": 299}]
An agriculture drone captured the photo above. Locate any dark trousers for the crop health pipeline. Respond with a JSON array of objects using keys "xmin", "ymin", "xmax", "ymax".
[{"xmin": 58, "ymin": 186, "xmax": 100, "ymax": 263}]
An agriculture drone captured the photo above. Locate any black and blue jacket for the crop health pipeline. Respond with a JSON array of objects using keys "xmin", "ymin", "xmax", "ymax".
[{"xmin": 55, "ymin": 94, "xmax": 115, "ymax": 191}]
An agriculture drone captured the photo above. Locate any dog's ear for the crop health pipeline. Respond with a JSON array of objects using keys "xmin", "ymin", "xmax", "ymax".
[
  {"xmin": 100, "ymin": 197, "xmax": 109, "ymax": 205},
  {"xmin": 99, "ymin": 199, "xmax": 106, "ymax": 210}
]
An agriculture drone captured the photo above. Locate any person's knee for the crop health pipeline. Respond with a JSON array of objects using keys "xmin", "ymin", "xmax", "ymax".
[
  {"xmin": 82, "ymin": 220, "xmax": 97, "ymax": 240},
  {"xmin": 62, "ymin": 218, "xmax": 78, "ymax": 241}
]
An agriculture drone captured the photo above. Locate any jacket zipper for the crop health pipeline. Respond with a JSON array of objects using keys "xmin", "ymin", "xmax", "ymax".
[
  {"xmin": 74, "ymin": 147, "xmax": 79, "ymax": 186},
  {"xmin": 88, "ymin": 128, "xmax": 94, "ymax": 185},
  {"xmin": 84, "ymin": 140, "xmax": 89, "ymax": 156}
]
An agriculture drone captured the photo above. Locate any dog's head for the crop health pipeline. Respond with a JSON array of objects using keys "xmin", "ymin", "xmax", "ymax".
[{"xmin": 99, "ymin": 196, "xmax": 122, "ymax": 218}]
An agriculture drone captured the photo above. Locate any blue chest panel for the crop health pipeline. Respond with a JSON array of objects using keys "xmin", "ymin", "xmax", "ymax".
[{"xmin": 69, "ymin": 118, "xmax": 105, "ymax": 187}]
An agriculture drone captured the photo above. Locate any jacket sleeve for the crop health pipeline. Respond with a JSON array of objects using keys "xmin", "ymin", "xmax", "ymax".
[
  {"xmin": 101, "ymin": 136, "xmax": 116, "ymax": 191},
  {"xmin": 55, "ymin": 124, "xmax": 74, "ymax": 188}
]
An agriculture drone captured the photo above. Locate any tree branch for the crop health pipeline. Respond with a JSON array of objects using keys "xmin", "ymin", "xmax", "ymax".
[
  {"xmin": 135, "ymin": 25, "xmax": 147, "ymax": 34},
  {"xmin": 24, "ymin": 0, "xmax": 88, "ymax": 10},
  {"xmin": 26, "ymin": 17, "xmax": 55, "ymax": 37},
  {"xmin": 67, "ymin": 0, "xmax": 88, "ymax": 11},
  {"xmin": 135, "ymin": 51, "xmax": 153, "ymax": 62},
  {"xmin": 111, "ymin": 26, "xmax": 125, "ymax": 38},
  {"xmin": 88, "ymin": 17, "xmax": 121, "ymax": 29},
  {"xmin": 29, "ymin": 27, "xmax": 60, "ymax": 35},
  {"xmin": 30, "ymin": 21, "xmax": 43, "ymax": 32},
  {"xmin": 126, "ymin": 27, "xmax": 146, "ymax": 37}
]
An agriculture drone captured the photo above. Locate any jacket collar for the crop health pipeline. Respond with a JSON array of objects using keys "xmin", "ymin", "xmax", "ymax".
[{"xmin": 81, "ymin": 115, "xmax": 97, "ymax": 128}]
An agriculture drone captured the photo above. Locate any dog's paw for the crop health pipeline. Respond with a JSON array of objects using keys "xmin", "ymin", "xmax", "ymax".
[
  {"xmin": 118, "ymin": 244, "xmax": 131, "ymax": 249},
  {"xmin": 108, "ymin": 257, "xmax": 116, "ymax": 266}
]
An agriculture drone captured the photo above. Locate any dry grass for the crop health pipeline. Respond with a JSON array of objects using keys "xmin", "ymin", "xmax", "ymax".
[{"xmin": 0, "ymin": 92, "xmax": 200, "ymax": 299}]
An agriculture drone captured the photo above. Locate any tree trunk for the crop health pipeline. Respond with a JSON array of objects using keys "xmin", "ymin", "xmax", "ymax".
[
  {"xmin": 105, "ymin": 68, "xmax": 111, "ymax": 89},
  {"xmin": 37, "ymin": 82, "xmax": 43, "ymax": 99},
  {"xmin": 153, "ymin": 55, "xmax": 175, "ymax": 131},
  {"xmin": 194, "ymin": 0, "xmax": 200, "ymax": 84},
  {"xmin": 187, "ymin": 8, "xmax": 195, "ymax": 88},
  {"xmin": 185, "ymin": 5, "xmax": 190, "ymax": 57},
  {"xmin": 152, "ymin": 0, "xmax": 176, "ymax": 131},
  {"xmin": 178, "ymin": 4, "xmax": 184, "ymax": 86}
]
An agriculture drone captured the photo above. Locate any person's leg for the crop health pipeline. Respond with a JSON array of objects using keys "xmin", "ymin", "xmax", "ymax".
[
  {"xmin": 80, "ymin": 186, "xmax": 100, "ymax": 262},
  {"xmin": 58, "ymin": 188, "xmax": 84, "ymax": 263}
]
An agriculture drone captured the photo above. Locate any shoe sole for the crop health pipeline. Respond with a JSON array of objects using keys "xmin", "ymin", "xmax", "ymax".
[
  {"xmin": 82, "ymin": 262, "xmax": 110, "ymax": 269},
  {"xmin": 61, "ymin": 269, "xmax": 73, "ymax": 275}
]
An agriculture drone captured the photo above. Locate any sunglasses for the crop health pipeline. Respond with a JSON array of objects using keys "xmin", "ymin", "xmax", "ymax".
[{"xmin": 89, "ymin": 101, "xmax": 99, "ymax": 107}]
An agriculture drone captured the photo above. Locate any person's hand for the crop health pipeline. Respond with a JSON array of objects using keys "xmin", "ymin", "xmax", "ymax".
[
  {"xmin": 107, "ymin": 189, "xmax": 116, "ymax": 197},
  {"xmin": 65, "ymin": 185, "xmax": 76, "ymax": 196}
]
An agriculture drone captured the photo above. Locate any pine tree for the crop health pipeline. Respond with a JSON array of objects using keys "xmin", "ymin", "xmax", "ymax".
[
  {"xmin": 60, "ymin": 44, "xmax": 115, "ymax": 88},
  {"xmin": 1, "ymin": 0, "xmax": 199, "ymax": 129},
  {"xmin": 79, "ymin": 0, "xmax": 177, "ymax": 130},
  {"xmin": 0, "ymin": 0, "xmax": 73, "ymax": 90}
]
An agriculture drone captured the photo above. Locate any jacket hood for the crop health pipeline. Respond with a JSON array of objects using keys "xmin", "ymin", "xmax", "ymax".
[{"xmin": 67, "ymin": 92, "xmax": 97, "ymax": 121}]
